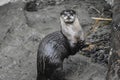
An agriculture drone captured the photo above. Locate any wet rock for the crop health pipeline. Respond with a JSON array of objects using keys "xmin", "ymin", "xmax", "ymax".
[{"xmin": 82, "ymin": 26, "xmax": 111, "ymax": 66}]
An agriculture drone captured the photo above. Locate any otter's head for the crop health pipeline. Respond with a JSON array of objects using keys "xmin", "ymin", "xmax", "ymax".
[{"xmin": 60, "ymin": 9, "xmax": 76, "ymax": 24}]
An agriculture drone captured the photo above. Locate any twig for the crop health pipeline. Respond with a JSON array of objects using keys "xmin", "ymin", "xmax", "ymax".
[
  {"xmin": 91, "ymin": 17, "xmax": 112, "ymax": 21},
  {"xmin": 89, "ymin": 6, "xmax": 101, "ymax": 14}
]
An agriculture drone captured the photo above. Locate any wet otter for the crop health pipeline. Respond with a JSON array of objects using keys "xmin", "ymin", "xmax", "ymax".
[{"xmin": 37, "ymin": 9, "xmax": 85, "ymax": 80}]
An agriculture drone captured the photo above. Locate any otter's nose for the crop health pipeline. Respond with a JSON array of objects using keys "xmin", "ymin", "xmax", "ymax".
[{"xmin": 67, "ymin": 16, "xmax": 71, "ymax": 19}]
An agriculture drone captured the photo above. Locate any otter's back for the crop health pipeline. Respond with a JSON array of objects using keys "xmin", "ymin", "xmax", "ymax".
[
  {"xmin": 38, "ymin": 31, "xmax": 70, "ymax": 58},
  {"xmin": 37, "ymin": 31, "xmax": 71, "ymax": 76}
]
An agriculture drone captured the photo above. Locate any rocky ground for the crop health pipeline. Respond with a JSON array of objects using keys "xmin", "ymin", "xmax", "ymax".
[{"xmin": 0, "ymin": 0, "xmax": 112, "ymax": 80}]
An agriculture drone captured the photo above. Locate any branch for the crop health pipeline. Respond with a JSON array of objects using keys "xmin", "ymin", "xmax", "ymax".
[{"xmin": 91, "ymin": 17, "xmax": 112, "ymax": 21}]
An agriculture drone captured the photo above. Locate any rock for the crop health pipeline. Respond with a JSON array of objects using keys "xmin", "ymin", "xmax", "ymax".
[
  {"xmin": 82, "ymin": 25, "xmax": 111, "ymax": 66},
  {"xmin": 0, "ymin": 0, "xmax": 111, "ymax": 80},
  {"xmin": 106, "ymin": 0, "xmax": 120, "ymax": 79}
]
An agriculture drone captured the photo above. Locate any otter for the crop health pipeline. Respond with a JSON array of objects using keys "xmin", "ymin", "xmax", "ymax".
[{"xmin": 37, "ymin": 9, "xmax": 85, "ymax": 80}]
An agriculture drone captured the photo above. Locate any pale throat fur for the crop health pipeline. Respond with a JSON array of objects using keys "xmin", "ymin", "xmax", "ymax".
[{"xmin": 60, "ymin": 15, "xmax": 84, "ymax": 47}]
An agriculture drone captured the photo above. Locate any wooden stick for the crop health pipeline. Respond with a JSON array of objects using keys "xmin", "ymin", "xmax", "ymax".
[{"xmin": 91, "ymin": 17, "xmax": 112, "ymax": 21}]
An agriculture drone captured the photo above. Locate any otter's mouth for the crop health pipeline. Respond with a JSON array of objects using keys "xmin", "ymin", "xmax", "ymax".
[
  {"xmin": 64, "ymin": 19, "xmax": 74, "ymax": 24},
  {"xmin": 65, "ymin": 21, "xmax": 74, "ymax": 24}
]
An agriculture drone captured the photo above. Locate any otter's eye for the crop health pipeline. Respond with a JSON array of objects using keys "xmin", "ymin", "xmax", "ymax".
[{"xmin": 70, "ymin": 11, "xmax": 73, "ymax": 14}]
